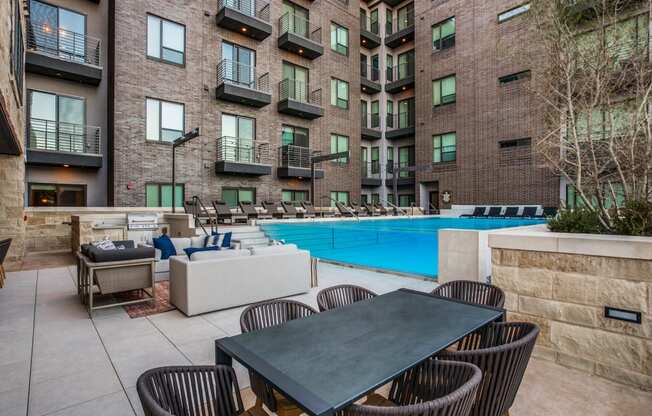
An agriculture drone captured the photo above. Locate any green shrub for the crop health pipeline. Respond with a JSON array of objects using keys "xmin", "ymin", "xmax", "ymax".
[
  {"xmin": 547, "ymin": 208, "xmax": 604, "ymax": 234},
  {"xmin": 613, "ymin": 200, "xmax": 652, "ymax": 237}
]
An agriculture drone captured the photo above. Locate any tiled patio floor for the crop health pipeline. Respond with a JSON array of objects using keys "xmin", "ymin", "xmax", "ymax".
[{"xmin": 1, "ymin": 264, "xmax": 650, "ymax": 415}]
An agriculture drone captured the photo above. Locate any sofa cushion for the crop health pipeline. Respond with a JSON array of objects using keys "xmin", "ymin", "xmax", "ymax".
[
  {"xmin": 87, "ymin": 245, "xmax": 155, "ymax": 263},
  {"xmin": 153, "ymin": 235, "xmax": 177, "ymax": 260},
  {"xmin": 204, "ymin": 232, "xmax": 233, "ymax": 248},
  {"xmin": 250, "ymin": 244, "xmax": 298, "ymax": 256},
  {"xmin": 183, "ymin": 246, "xmax": 220, "ymax": 258},
  {"xmin": 190, "ymin": 249, "xmax": 249, "ymax": 261}
]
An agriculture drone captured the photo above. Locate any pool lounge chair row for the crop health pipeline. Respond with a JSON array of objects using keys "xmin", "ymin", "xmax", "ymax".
[
  {"xmin": 336, "ymin": 201, "xmax": 398, "ymax": 217},
  {"xmin": 461, "ymin": 206, "xmax": 558, "ymax": 218}
]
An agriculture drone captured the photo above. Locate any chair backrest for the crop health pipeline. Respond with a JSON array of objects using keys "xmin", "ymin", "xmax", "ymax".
[
  {"xmin": 503, "ymin": 207, "xmax": 519, "ymax": 217},
  {"xmin": 137, "ymin": 365, "xmax": 244, "ymax": 416},
  {"xmin": 0, "ymin": 239, "xmax": 11, "ymax": 264},
  {"xmin": 431, "ymin": 280, "xmax": 505, "ymax": 309},
  {"xmin": 362, "ymin": 202, "xmax": 375, "ymax": 214},
  {"xmin": 212, "ymin": 201, "xmax": 232, "ymax": 216},
  {"xmin": 542, "ymin": 206, "xmax": 558, "ymax": 217},
  {"xmin": 240, "ymin": 299, "xmax": 318, "ymax": 333},
  {"xmin": 487, "ymin": 207, "xmax": 502, "ymax": 217},
  {"xmin": 281, "ymin": 201, "xmax": 298, "ymax": 214},
  {"xmin": 374, "ymin": 203, "xmax": 388, "ymax": 214},
  {"xmin": 437, "ymin": 322, "xmax": 539, "ymax": 416},
  {"xmin": 317, "ymin": 285, "xmax": 377, "ymax": 312},
  {"xmin": 239, "ymin": 201, "xmax": 258, "ymax": 216},
  {"xmin": 263, "ymin": 200, "xmax": 278, "ymax": 210},
  {"xmin": 521, "ymin": 206, "xmax": 538, "ymax": 217},
  {"xmin": 335, "ymin": 202, "xmax": 349, "ymax": 215},
  {"xmin": 301, "ymin": 201, "xmax": 316, "ymax": 214},
  {"xmin": 469, "ymin": 206, "xmax": 485, "ymax": 216},
  {"xmin": 343, "ymin": 360, "xmax": 481, "ymax": 416}
]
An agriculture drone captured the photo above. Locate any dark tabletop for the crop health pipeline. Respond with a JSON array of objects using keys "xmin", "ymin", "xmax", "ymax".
[{"xmin": 215, "ymin": 289, "xmax": 503, "ymax": 416}]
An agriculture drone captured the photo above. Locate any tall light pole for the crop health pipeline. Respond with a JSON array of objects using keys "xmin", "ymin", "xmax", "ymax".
[
  {"xmin": 172, "ymin": 128, "xmax": 200, "ymax": 213},
  {"xmin": 309, "ymin": 151, "xmax": 351, "ymax": 205}
]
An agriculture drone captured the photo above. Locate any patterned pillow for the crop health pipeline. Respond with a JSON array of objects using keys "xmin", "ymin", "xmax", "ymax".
[{"xmin": 92, "ymin": 240, "xmax": 116, "ymax": 251}]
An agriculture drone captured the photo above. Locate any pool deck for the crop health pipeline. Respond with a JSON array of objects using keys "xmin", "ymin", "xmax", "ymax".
[{"xmin": 1, "ymin": 263, "xmax": 650, "ymax": 415}]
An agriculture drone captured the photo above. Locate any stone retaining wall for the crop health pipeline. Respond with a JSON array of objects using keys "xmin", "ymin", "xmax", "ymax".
[{"xmin": 490, "ymin": 228, "xmax": 651, "ymax": 391}]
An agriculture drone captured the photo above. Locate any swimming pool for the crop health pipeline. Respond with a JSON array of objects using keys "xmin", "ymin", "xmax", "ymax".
[{"xmin": 261, "ymin": 217, "xmax": 544, "ymax": 278}]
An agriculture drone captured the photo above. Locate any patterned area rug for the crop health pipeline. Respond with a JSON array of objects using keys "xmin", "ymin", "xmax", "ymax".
[{"xmin": 117, "ymin": 281, "xmax": 176, "ymax": 318}]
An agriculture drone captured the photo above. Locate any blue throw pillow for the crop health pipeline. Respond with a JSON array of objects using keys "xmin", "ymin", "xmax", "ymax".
[
  {"xmin": 153, "ymin": 235, "xmax": 176, "ymax": 260},
  {"xmin": 221, "ymin": 232, "xmax": 232, "ymax": 248},
  {"xmin": 184, "ymin": 245, "xmax": 220, "ymax": 258}
]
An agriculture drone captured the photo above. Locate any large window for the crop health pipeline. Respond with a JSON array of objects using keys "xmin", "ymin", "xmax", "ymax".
[
  {"xmin": 330, "ymin": 191, "xmax": 349, "ymax": 207},
  {"xmin": 433, "ymin": 132, "xmax": 457, "ymax": 163},
  {"xmin": 330, "ymin": 78, "xmax": 349, "ymax": 109},
  {"xmin": 28, "ymin": 90, "xmax": 86, "ymax": 152},
  {"xmin": 397, "ymin": 3, "xmax": 414, "ymax": 31},
  {"xmin": 578, "ymin": 14, "xmax": 650, "ymax": 63},
  {"xmin": 330, "ymin": 133, "xmax": 349, "ymax": 163},
  {"xmin": 498, "ymin": 3, "xmax": 530, "ymax": 23},
  {"xmin": 146, "ymin": 98, "xmax": 184, "ymax": 142},
  {"xmin": 29, "ymin": 0, "xmax": 86, "ymax": 62},
  {"xmin": 29, "ymin": 183, "xmax": 86, "ymax": 207},
  {"xmin": 330, "ymin": 22, "xmax": 349, "ymax": 55},
  {"xmin": 221, "ymin": 114, "xmax": 255, "ymax": 162},
  {"xmin": 282, "ymin": 190, "xmax": 309, "ymax": 205},
  {"xmin": 371, "ymin": 101, "xmax": 380, "ymax": 127},
  {"xmin": 433, "ymin": 75, "xmax": 456, "ymax": 107},
  {"xmin": 432, "ymin": 17, "xmax": 455, "ymax": 51},
  {"xmin": 282, "ymin": 1, "xmax": 309, "ymax": 37},
  {"xmin": 281, "ymin": 125, "xmax": 308, "ymax": 147},
  {"xmin": 399, "ymin": 194, "xmax": 415, "ymax": 207},
  {"xmin": 147, "ymin": 14, "xmax": 185, "ymax": 65},
  {"xmin": 397, "ymin": 50, "xmax": 415, "ymax": 80},
  {"xmin": 282, "ymin": 61, "xmax": 309, "ymax": 101},
  {"xmin": 222, "ymin": 42, "xmax": 255, "ymax": 87},
  {"xmin": 398, "ymin": 98, "xmax": 414, "ymax": 128},
  {"xmin": 146, "ymin": 183, "xmax": 184, "ymax": 208},
  {"xmin": 11, "ymin": 0, "xmax": 24, "ymax": 102},
  {"xmin": 398, "ymin": 146, "xmax": 414, "ymax": 178},
  {"xmin": 222, "ymin": 188, "xmax": 255, "ymax": 208}
]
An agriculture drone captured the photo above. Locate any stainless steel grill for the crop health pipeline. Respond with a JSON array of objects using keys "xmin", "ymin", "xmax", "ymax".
[{"xmin": 127, "ymin": 213, "xmax": 159, "ymax": 231}]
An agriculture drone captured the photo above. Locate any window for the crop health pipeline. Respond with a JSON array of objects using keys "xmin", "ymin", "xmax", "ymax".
[
  {"xmin": 147, "ymin": 14, "xmax": 185, "ymax": 65},
  {"xmin": 499, "ymin": 70, "xmax": 531, "ymax": 85},
  {"xmin": 28, "ymin": 183, "xmax": 86, "ymax": 207},
  {"xmin": 398, "ymin": 98, "xmax": 414, "ymax": 128},
  {"xmin": 432, "ymin": 75, "xmax": 456, "ymax": 107},
  {"xmin": 330, "ymin": 133, "xmax": 349, "ymax": 163},
  {"xmin": 222, "ymin": 42, "xmax": 256, "ymax": 87},
  {"xmin": 386, "ymin": 101, "xmax": 394, "ymax": 128},
  {"xmin": 399, "ymin": 194, "xmax": 415, "ymax": 207},
  {"xmin": 433, "ymin": 132, "xmax": 456, "ymax": 163},
  {"xmin": 330, "ymin": 191, "xmax": 349, "ymax": 207},
  {"xmin": 221, "ymin": 114, "xmax": 255, "ymax": 162},
  {"xmin": 499, "ymin": 138, "xmax": 531, "ymax": 149},
  {"xmin": 360, "ymin": 54, "xmax": 368, "ymax": 79},
  {"xmin": 432, "ymin": 17, "xmax": 455, "ymax": 51},
  {"xmin": 397, "ymin": 3, "xmax": 414, "ymax": 31},
  {"xmin": 361, "ymin": 100, "xmax": 368, "ymax": 127},
  {"xmin": 330, "ymin": 78, "xmax": 349, "ymax": 109},
  {"xmin": 398, "ymin": 146, "xmax": 414, "ymax": 178},
  {"xmin": 371, "ymin": 55, "xmax": 379, "ymax": 81},
  {"xmin": 281, "ymin": 1, "xmax": 309, "ymax": 37},
  {"xmin": 146, "ymin": 183, "xmax": 184, "ymax": 208},
  {"xmin": 282, "ymin": 61, "xmax": 309, "ymax": 101},
  {"xmin": 387, "ymin": 146, "xmax": 394, "ymax": 171},
  {"xmin": 498, "ymin": 3, "xmax": 530, "ymax": 23},
  {"xmin": 572, "ymin": 101, "xmax": 636, "ymax": 141},
  {"xmin": 281, "ymin": 125, "xmax": 308, "ymax": 147},
  {"xmin": 371, "ymin": 101, "xmax": 380, "ymax": 127},
  {"xmin": 606, "ymin": 14, "xmax": 649, "ymax": 62},
  {"xmin": 222, "ymin": 188, "xmax": 255, "ymax": 208},
  {"xmin": 29, "ymin": 1, "xmax": 86, "ymax": 62},
  {"xmin": 330, "ymin": 22, "xmax": 349, "ymax": 55},
  {"xmin": 386, "ymin": 54, "xmax": 394, "ymax": 82},
  {"xmin": 146, "ymin": 98, "xmax": 184, "ymax": 142},
  {"xmin": 386, "ymin": 9, "xmax": 393, "ymax": 34},
  {"xmin": 11, "ymin": 0, "xmax": 24, "ymax": 102},
  {"xmin": 28, "ymin": 90, "xmax": 86, "ymax": 153},
  {"xmin": 361, "ymin": 194, "xmax": 368, "ymax": 204},
  {"xmin": 397, "ymin": 50, "xmax": 415, "ymax": 80},
  {"xmin": 371, "ymin": 147, "xmax": 380, "ymax": 173},
  {"xmin": 371, "ymin": 193, "xmax": 380, "ymax": 204},
  {"xmin": 282, "ymin": 190, "xmax": 309, "ymax": 205},
  {"xmin": 370, "ymin": 9, "xmax": 379, "ymax": 34},
  {"xmin": 566, "ymin": 184, "xmax": 624, "ymax": 210}
]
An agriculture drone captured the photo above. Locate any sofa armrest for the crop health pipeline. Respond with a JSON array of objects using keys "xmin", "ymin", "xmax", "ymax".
[
  {"xmin": 169, "ymin": 256, "xmax": 190, "ymax": 315},
  {"xmin": 138, "ymin": 243, "xmax": 161, "ymax": 261}
]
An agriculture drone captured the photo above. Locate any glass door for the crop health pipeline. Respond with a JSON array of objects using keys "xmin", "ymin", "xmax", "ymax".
[
  {"xmin": 58, "ymin": 7, "xmax": 86, "ymax": 62},
  {"xmin": 221, "ymin": 114, "xmax": 255, "ymax": 162},
  {"xmin": 58, "ymin": 96, "xmax": 85, "ymax": 152},
  {"xmin": 398, "ymin": 146, "xmax": 414, "ymax": 178},
  {"xmin": 222, "ymin": 42, "xmax": 255, "ymax": 87},
  {"xmin": 398, "ymin": 50, "xmax": 414, "ymax": 80},
  {"xmin": 283, "ymin": 1, "xmax": 308, "ymax": 37},
  {"xmin": 398, "ymin": 98, "xmax": 414, "ymax": 128},
  {"xmin": 283, "ymin": 62, "xmax": 308, "ymax": 102}
]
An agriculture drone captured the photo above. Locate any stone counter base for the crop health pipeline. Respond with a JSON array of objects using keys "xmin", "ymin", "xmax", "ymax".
[{"xmin": 492, "ymin": 248, "xmax": 652, "ymax": 391}]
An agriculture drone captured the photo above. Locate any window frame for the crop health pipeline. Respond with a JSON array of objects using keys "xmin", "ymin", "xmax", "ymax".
[
  {"xmin": 222, "ymin": 187, "xmax": 256, "ymax": 208},
  {"xmin": 330, "ymin": 191, "xmax": 350, "ymax": 207},
  {"xmin": 432, "ymin": 74, "xmax": 457, "ymax": 107},
  {"xmin": 432, "ymin": 16, "xmax": 456, "ymax": 52},
  {"xmin": 146, "ymin": 97, "xmax": 185, "ymax": 143},
  {"xmin": 145, "ymin": 183, "xmax": 185, "ymax": 208},
  {"xmin": 282, "ymin": 189, "xmax": 309, "ymax": 205},
  {"xmin": 28, "ymin": 182, "xmax": 87, "ymax": 207},
  {"xmin": 330, "ymin": 22, "xmax": 349, "ymax": 56},
  {"xmin": 281, "ymin": 124, "xmax": 309, "ymax": 147},
  {"xmin": 330, "ymin": 133, "xmax": 350, "ymax": 164},
  {"xmin": 498, "ymin": 3, "xmax": 531, "ymax": 23},
  {"xmin": 146, "ymin": 13, "xmax": 186, "ymax": 67},
  {"xmin": 433, "ymin": 132, "xmax": 457, "ymax": 164},
  {"xmin": 498, "ymin": 70, "xmax": 531, "ymax": 85},
  {"xmin": 330, "ymin": 78, "xmax": 350, "ymax": 109}
]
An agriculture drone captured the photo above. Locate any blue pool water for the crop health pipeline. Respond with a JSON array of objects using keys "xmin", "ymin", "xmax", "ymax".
[{"xmin": 261, "ymin": 217, "xmax": 544, "ymax": 278}]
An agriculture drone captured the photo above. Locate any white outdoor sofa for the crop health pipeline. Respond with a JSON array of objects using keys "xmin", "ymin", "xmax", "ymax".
[{"xmin": 169, "ymin": 244, "xmax": 311, "ymax": 316}]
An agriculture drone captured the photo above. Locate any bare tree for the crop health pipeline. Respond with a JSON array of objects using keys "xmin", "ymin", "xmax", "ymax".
[{"xmin": 526, "ymin": 0, "xmax": 652, "ymax": 230}]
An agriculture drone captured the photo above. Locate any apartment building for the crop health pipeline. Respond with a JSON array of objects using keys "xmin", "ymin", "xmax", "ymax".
[
  {"xmin": 111, "ymin": 0, "xmax": 362, "ymax": 209},
  {"xmin": 23, "ymin": 0, "xmax": 110, "ymax": 207}
]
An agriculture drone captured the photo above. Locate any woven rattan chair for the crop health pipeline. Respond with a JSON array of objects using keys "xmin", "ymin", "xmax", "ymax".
[
  {"xmin": 240, "ymin": 299, "xmax": 318, "ymax": 416},
  {"xmin": 317, "ymin": 284, "xmax": 378, "ymax": 312},
  {"xmin": 137, "ymin": 365, "xmax": 250, "ymax": 416},
  {"xmin": 431, "ymin": 280, "xmax": 505, "ymax": 309},
  {"xmin": 437, "ymin": 322, "xmax": 539, "ymax": 416},
  {"xmin": 341, "ymin": 360, "xmax": 482, "ymax": 416}
]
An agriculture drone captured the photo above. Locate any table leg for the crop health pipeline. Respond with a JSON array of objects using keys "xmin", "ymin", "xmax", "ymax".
[
  {"xmin": 215, "ymin": 342, "xmax": 232, "ymax": 366},
  {"xmin": 88, "ymin": 266, "xmax": 94, "ymax": 318}
]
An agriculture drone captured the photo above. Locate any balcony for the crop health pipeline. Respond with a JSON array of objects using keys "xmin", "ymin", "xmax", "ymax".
[
  {"xmin": 385, "ymin": 63, "xmax": 415, "ymax": 94},
  {"xmin": 215, "ymin": 60, "xmax": 271, "ymax": 108},
  {"xmin": 277, "ymin": 79, "xmax": 323, "ymax": 120},
  {"xmin": 385, "ymin": 15, "xmax": 415, "ymax": 49},
  {"xmin": 386, "ymin": 163, "xmax": 415, "ymax": 187},
  {"xmin": 361, "ymin": 113, "xmax": 381, "ymax": 140},
  {"xmin": 215, "ymin": 136, "xmax": 272, "ymax": 176},
  {"xmin": 277, "ymin": 13, "xmax": 323, "ymax": 59},
  {"xmin": 26, "ymin": 118, "xmax": 102, "ymax": 168},
  {"xmin": 26, "ymin": 23, "xmax": 102, "ymax": 86},
  {"xmin": 359, "ymin": 16, "xmax": 381, "ymax": 49},
  {"xmin": 361, "ymin": 161, "xmax": 382, "ymax": 187},
  {"xmin": 277, "ymin": 145, "xmax": 324, "ymax": 179},
  {"xmin": 385, "ymin": 112, "xmax": 415, "ymax": 140},
  {"xmin": 216, "ymin": 0, "xmax": 272, "ymax": 41},
  {"xmin": 360, "ymin": 63, "xmax": 382, "ymax": 94}
]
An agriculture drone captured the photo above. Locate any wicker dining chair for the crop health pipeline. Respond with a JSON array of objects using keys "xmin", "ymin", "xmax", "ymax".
[
  {"xmin": 137, "ymin": 365, "xmax": 250, "ymax": 416},
  {"xmin": 240, "ymin": 299, "xmax": 318, "ymax": 416},
  {"xmin": 341, "ymin": 360, "xmax": 482, "ymax": 416},
  {"xmin": 437, "ymin": 322, "xmax": 539, "ymax": 416},
  {"xmin": 316, "ymin": 284, "xmax": 378, "ymax": 312},
  {"xmin": 431, "ymin": 280, "xmax": 505, "ymax": 309}
]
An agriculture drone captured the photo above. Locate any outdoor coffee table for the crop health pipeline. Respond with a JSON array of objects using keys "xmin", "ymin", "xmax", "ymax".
[{"xmin": 215, "ymin": 289, "xmax": 504, "ymax": 416}]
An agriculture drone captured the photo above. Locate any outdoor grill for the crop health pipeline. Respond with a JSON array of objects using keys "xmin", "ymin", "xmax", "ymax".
[{"xmin": 127, "ymin": 213, "xmax": 159, "ymax": 230}]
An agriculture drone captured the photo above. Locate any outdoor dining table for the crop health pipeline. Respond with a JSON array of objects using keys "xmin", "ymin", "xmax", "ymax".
[{"xmin": 215, "ymin": 289, "xmax": 504, "ymax": 416}]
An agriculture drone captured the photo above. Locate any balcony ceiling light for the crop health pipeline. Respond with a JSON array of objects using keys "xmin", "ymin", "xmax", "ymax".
[
  {"xmin": 401, "ymin": 38, "xmax": 406, "ymax": 42},
  {"xmin": 63, "ymin": 164, "xmax": 69, "ymax": 168},
  {"xmin": 299, "ymin": 49, "xmax": 304, "ymax": 54},
  {"xmin": 42, "ymin": 25, "xmax": 51, "ymax": 32},
  {"xmin": 362, "ymin": 39, "xmax": 366, "ymax": 44},
  {"xmin": 241, "ymin": 27, "xmax": 247, "ymax": 32}
]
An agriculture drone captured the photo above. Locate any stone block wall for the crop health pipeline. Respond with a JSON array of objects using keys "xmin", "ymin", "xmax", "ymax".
[{"xmin": 492, "ymin": 248, "xmax": 652, "ymax": 391}]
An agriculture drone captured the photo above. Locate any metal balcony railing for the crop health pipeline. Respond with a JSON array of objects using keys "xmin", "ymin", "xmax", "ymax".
[
  {"xmin": 217, "ymin": 136, "xmax": 270, "ymax": 164},
  {"xmin": 361, "ymin": 161, "xmax": 381, "ymax": 178},
  {"xmin": 386, "ymin": 111, "xmax": 415, "ymax": 130},
  {"xmin": 386, "ymin": 13, "xmax": 415, "ymax": 36},
  {"xmin": 279, "ymin": 12, "xmax": 321, "ymax": 43},
  {"xmin": 278, "ymin": 79, "xmax": 322, "ymax": 105},
  {"xmin": 360, "ymin": 63, "xmax": 381, "ymax": 82},
  {"xmin": 218, "ymin": 0, "xmax": 270, "ymax": 21},
  {"xmin": 27, "ymin": 21, "xmax": 102, "ymax": 66},
  {"xmin": 28, "ymin": 118, "xmax": 101, "ymax": 155},
  {"xmin": 361, "ymin": 113, "xmax": 381, "ymax": 129},
  {"xmin": 278, "ymin": 145, "xmax": 317, "ymax": 169},
  {"xmin": 386, "ymin": 162, "xmax": 415, "ymax": 179},
  {"xmin": 217, "ymin": 59, "xmax": 270, "ymax": 92},
  {"xmin": 360, "ymin": 15, "xmax": 380, "ymax": 35},
  {"xmin": 386, "ymin": 62, "xmax": 415, "ymax": 83}
]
